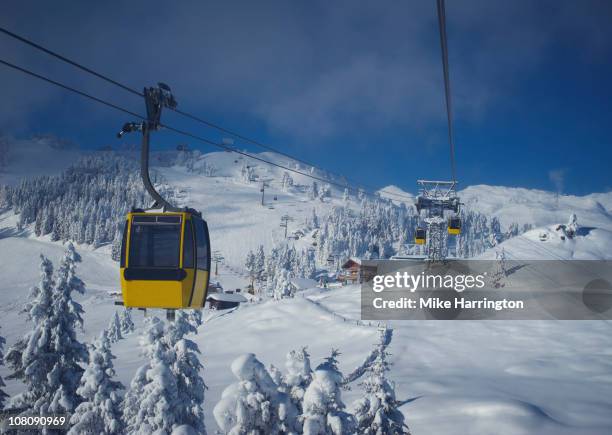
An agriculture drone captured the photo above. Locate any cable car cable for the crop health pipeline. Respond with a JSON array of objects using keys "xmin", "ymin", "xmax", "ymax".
[
  {"xmin": 436, "ymin": 0, "xmax": 457, "ymax": 183},
  {"xmin": 0, "ymin": 57, "xmax": 413, "ymax": 202},
  {"xmin": 0, "ymin": 27, "xmax": 143, "ymax": 98},
  {"xmin": 0, "ymin": 26, "xmax": 415, "ymax": 202},
  {"xmin": 0, "ymin": 59, "xmax": 143, "ymax": 119}
]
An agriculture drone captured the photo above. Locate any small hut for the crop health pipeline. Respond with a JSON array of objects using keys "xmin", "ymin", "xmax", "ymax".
[
  {"xmin": 206, "ymin": 292, "xmax": 247, "ymax": 310},
  {"xmin": 340, "ymin": 257, "xmax": 378, "ymax": 284}
]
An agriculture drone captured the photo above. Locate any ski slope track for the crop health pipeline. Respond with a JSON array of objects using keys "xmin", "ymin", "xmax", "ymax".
[{"xmin": 0, "ymin": 145, "xmax": 611, "ymax": 434}]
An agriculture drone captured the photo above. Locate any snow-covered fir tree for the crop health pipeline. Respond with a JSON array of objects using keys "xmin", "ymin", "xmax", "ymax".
[
  {"xmin": 0, "ymin": 153, "xmax": 178, "ymax": 253},
  {"xmin": 318, "ymin": 184, "xmax": 331, "ymax": 202},
  {"xmin": 490, "ymin": 248, "xmax": 508, "ymax": 289},
  {"xmin": 7, "ymin": 244, "xmax": 87, "ymax": 415},
  {"xmin": 167, "ymin": 311, "xmax": 207, "ymax": 434},
  {"xmin": 308, "ymin": 181, "xmax": 319, "ymax": 200},
  {"xmin": 352, "ymin": 333, "xmax": 409, "ymax": 435},
  {"xmin": 284, "ymin": 347, "xmax": 313, "ymax": 423},
  {"xmin": 5, "ymin": 254, "xmax": 54, "ymax": 380},
  {"xmin": 268, "ymin": 364, "xmax": 284, "ymax": 386},
  {"xmin": 68, "ymin": 329, "xmax": 124, "ymax": 435},
  {"xmin": 567, "ymin": 213, "xmax": 579, "ymax": 237},
  {"xmin": 246, "ymin": 245, "xmax": 267, "ymax": 292},
  {"xmin": 187, "ymin": 309, "xmax": 203, "ymax": 329},
  {"xmin": 123, "ymin": 318, "xmax": 177, "ymax": 434},
  {"xmin": 310, "ymin": 208, "xmax": 320, "ymax": 229},
  {"xmin": 123, "ymin": 315, "xmax": 207, "ymax": 434},
  {"xmin": 119, "ymin": 308, "xmax": 135, "ymax": 335},
  {"xmin": 107, "ymin": 311, "xmax": 123, "ymax": 343},
  {"xmin": 273, "ymin": 268, "xmax": 293, "ymax": 300},
  {"xmin": 255, "ymin": 245, "xmax": 266, "ymax": 282},
  {"xmin": 213, "ymin": 353, "xmax": 298, "ymax": 434},
  {"xmin": 281, "ymin": 171, "xmax": 294, "ymax": 192},
  {"xmin": 0, "ymin": 326, "xmax": 8, "ymax": 410},
  {"xmin": 302, "ymin": 349, "xmax": 355, "ymax": 435}
]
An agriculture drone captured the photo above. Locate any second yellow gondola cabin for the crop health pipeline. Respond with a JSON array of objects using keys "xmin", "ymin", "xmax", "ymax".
[
  {"xmin": 415, "ymin": 228, "xmax": 426, "ymax": 245},
  {"xmin": 448, "ymin": 216, "xmax": 461, "ymax": 235},
  {"xmin": 119, "ymin": 210, "xmax": 211, "ymax": 309}
]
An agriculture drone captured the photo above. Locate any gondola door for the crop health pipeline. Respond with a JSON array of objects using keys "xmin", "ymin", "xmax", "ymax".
[{"xmin": 190, "ymin": 216, "xmax": 211, "ymax": 308}]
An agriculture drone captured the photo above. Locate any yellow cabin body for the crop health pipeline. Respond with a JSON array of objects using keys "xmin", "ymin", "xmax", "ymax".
[
  {"xmin": 448, "ymin": 227, "xmax": 460, "ymax": 235},
  {"xmin": 119, "ymin": 211, "xmax": 211, "ymax": 309},
  {"xmin": 415, "ymin": 238, "xmax": 425, "ymax": 245}
]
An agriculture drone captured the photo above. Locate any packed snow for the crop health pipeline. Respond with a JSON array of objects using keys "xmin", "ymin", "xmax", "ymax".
[{"xmin": 1, "ymin": 146, "xmax": 611, "ymax": 434}]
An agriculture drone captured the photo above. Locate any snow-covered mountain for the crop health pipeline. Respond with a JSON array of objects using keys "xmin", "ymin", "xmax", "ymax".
[
  {"xmin": 1, "ymin": 142, "xmax": 611, "ymax": 433},
  {"xmin": 379, "ymin": 183, "xmax": 612, "ymax": 233}
]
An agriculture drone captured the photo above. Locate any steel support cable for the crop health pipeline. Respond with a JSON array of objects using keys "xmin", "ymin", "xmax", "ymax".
[
  {"xmin": 0, "ymin": 26, "xmax": 414, "ymax": 201},
  {"xmin": 436, "ymin": 0, "xmax": 457, "ymax": 183},
  {"xmin": 0, "ymin": 59, "xmax": 142, "ymax": 119},
  {"xmin": 0, "ymin": 57, "xmax": 410, "ymax": 201},
  {"xmin": 0, "ymin": 27, "xmax": 143, "ymax": 98}
]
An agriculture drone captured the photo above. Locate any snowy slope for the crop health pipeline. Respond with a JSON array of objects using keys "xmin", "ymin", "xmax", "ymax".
[
  {"xmin": 473, "ymin": 218, "xmax": 612, "ymax": 261},
  {"xmin": 159, "ymin": 151, "xmax": 350, "ymax": 268},
  {"xmin": 379, "ymin": 183, "xmax": 612, "ymax": 232},
  {"xmin": 306, "ymin": 283, "xmax": 612, "ymax": 434},
  {"xmin": 1, "ymin": 148, "xmax": 612, "ymax": 434}
]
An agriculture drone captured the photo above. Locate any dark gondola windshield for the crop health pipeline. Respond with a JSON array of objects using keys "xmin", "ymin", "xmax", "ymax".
[{"xmin": 129, "ymin": 216, "xmax": 182, "ymax": 268}]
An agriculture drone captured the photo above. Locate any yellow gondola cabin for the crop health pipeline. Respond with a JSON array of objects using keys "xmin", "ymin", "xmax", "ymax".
[
  {"xmin": 119, "ymin": 210, "xmax": 211, "ymax": 309},
  {"xmin": 448, "ymin": 217, "xmax": 461, "ymax": 235},
  {"xmin": 415, "ymin": 228, "xmax": 426, "ymax": 245}
]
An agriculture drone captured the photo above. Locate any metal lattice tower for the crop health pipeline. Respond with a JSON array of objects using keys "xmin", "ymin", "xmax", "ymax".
[{"xmin": 415, "ymin": 180, "xmax": 460, "ymax": 261}]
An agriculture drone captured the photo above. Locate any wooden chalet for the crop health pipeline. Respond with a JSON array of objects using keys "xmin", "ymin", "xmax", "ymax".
[{"xmin": 340, "ymin": 257, "xmax": 378, "ymax": 284}]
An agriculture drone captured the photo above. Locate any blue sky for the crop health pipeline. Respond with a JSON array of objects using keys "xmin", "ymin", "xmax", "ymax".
[{"xmin": 1, "ymin": 0, "xmax": 611, "ymax": 195}]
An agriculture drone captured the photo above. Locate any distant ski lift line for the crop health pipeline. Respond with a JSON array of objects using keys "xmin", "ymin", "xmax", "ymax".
[
  {"xmin": 0, "ymin": 26, "xmax": 415, "ymax": 202},
  {"xmin": 0, "ymin": 57, "xmax": 415, "ymax": 202}
]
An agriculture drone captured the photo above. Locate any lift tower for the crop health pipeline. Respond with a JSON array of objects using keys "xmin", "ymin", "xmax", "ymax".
[{"xmin": 415, "ymin": 180, "xmax": 460, "ymax": 261}]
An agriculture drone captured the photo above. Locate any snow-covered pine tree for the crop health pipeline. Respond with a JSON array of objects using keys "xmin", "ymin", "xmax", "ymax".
[
  {"xmin": 302, "ymin": 349, "xmax": 355, "ymax": 435},
  {"xmin": 167, "ymin": 311, "xmax": 207, "ymax": 434},
  {"xmin": 567, "ymin": 213, "xmax": 579, "ymax": 237},
  {"xmin": 47, "ymin": 242, "xmax": 87, "ymax": 413},
  {"xmin": 124, "ymin": 315, "xmax": 207, "ymax": 434},
  {"xmin": 119, "ymin": 308, "xmax": 135, "ymax": 335},
  {"xmin": 3, "ymin": 154, "xmax": 172, "ymax": 248},
  {"xmin": 8, "ymin": 244, "xmax": 87, "ymax": 415},
  {"xmin": 123, "ymin": 317, "xmax": 178, "ymax": 434},
  {"xmin": 281, "ymin": 171, "xmax": 294, "ymax": 192},
  {"xmin": 274, "ymin": 268, "xmax": 293, "ymax": 299},
  {"xmin": 186, "ymin": 309, "xmax": 203, "ymax": 329},
  {"xmin": 245, "ymin": 249, "xmax": 257, "ymax": 285},
  {"xmin": 110, "ymin": 225, "xmax": 123, "ymax": 261},
  {"xmin": 318, "ymin": 184, "xmax": 331, "ymax": 202},
  {"xmin": 213, "ymin": 353, "xmax": 297, "ymax": 434},
  {"xmin": 490, "ymin": 248, "xmax": 508, "ymax": 289},
  {"xmin": 107, "ymin": 311, "xmax": 123, "ymax": 343},
  {"xmin": 0, "ymin": 326, "xmax": 8, "ymax": 410},
  {"xmin": 352, "ymin": 333, "xmax": 409, "ymax": 435},
  {"xmin": 255, "ymin": 245, "xmax": 266, "ymax": 284},
  {"xmin": 268, "ymin": 364, "xmax": 284, "ymax": 386},
  {"xmin": 68, "ymin": 329, "xmax": 124, "ymax": 435},
  {"xmin": 311, "ymin": 208, "xmax": 320, "ymax": 229},
  {"xmin": 5, "ymin": 255, "xmax": 54, "ymax": 379},
  {"xmin": 309, "ymin": 182, "xmax": 319, "ymax": 200},
  {"xmin": 284, "ymin": 347, "xmax": 313, "ymax": 420},
  {"xmin": 165, "ymin": 309, "xmax": 197, "ymax": 346}
]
